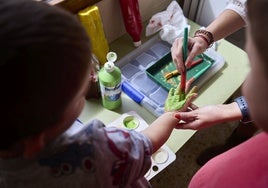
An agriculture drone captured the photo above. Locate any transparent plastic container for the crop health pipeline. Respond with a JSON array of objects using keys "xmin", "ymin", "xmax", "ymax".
[{"xmin": 118, "ymin": 35, "xmax": 225, "ymax": 117}]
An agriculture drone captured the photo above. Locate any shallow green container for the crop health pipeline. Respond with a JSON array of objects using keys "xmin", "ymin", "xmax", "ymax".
[{"xmin": 146, "ymin": 52, "xmax": 215, "ymax": 91}]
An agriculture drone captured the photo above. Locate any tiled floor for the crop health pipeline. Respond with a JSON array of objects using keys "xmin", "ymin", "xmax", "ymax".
[{"xmin": 149, "ymin": 29, "xmax": 246, "ymax": 188}]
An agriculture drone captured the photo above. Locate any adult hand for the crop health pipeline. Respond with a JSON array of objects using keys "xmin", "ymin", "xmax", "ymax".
[
  {"xmin": 171, "ymin": 36, "xmax": 207, "ymax": 73},
  {"xmin": 173, "ymin": 103, "xmax": 242, "ymax": 130}
]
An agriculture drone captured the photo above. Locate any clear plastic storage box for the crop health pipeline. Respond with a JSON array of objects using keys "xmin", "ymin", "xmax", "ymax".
[{"xmin": 117, "ymin": 35, "xmax": 225, "ymax": 117}]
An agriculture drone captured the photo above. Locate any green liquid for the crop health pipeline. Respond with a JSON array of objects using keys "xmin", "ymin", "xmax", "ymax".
[{"xmin": 123, "ymin": 116, "xmax": 139, "ymax": 129}]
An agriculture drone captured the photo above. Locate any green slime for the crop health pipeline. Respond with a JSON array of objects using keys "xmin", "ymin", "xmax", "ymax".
[{"xmin": 124, "ymin": 119, "xmax": 138, "ymax": 129}]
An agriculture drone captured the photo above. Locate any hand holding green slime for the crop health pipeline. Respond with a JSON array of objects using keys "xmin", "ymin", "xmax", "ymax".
[
  {"xmin": 164, "ymin": 27, "xmax": 198, "ymax": 111},
  {"xmin": 164, "ymin": 84, "xmax": 197, "ymax": 112}
]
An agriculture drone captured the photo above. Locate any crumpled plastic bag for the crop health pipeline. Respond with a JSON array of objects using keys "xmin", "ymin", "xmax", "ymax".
[{"xmin": 146, "ymin": 1, "xmax": 190, "ymax": 44}]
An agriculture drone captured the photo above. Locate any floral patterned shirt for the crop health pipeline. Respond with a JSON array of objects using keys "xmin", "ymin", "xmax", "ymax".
[{"xmin": 0, "ymin": 119, "xmax": 153, "ymax": 188}]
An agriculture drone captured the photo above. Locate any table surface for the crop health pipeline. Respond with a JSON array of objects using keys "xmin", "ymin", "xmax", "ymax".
[{"xmin": 78, "ymin": 20, "xmax": 250, "ymax": 153}]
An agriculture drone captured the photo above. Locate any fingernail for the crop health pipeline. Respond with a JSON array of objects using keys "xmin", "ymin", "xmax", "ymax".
[{"xmin": 174, "ymin": 113, "xmax": 180, "ymax": 119}]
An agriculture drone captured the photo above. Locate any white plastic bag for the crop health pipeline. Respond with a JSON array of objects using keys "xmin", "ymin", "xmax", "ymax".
[{"xmin": 146, "ymin": 1, "xmax": 190, "ymax": 44}]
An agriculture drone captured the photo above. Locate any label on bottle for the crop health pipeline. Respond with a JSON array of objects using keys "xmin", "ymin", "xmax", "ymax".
[{"xmin": 99, "ymin": 82, "xmax": 121, "ymax": 102}]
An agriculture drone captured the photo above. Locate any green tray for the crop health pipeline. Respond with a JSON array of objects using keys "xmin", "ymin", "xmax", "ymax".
[{"xmin": 146, "ymin": 52, "xmax": 215, "ymax": 91}]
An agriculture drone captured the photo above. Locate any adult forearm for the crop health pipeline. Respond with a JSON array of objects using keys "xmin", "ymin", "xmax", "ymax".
[
  {"xmin": 218, "ymin": 102, "xmax": 243, "ymax": 123},
  {"xmin": 206, "ymin": 9, "xmax": 246, "ymax": 41}
]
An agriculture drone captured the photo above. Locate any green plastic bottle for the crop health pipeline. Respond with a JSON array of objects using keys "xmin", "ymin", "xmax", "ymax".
[{"xmin": 98, "ymin": 52, "xmax": 122, "ymax": 110}]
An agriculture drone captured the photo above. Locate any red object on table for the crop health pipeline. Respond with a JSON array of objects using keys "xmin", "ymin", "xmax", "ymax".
[{"xmin": 119, "ymin": 0, "xmax": 142, "ymax": 47}]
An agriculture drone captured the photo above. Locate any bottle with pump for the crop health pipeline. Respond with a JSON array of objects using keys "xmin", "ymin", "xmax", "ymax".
[{"xmin": 98, "ymin": 52, "xmax": 122, "ymax": 110}]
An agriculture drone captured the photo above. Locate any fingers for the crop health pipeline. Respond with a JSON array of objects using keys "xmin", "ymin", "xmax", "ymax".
[
  {"xmin": 174, "ymin": 112, "xmax": 200, "ymax": 130},
  {"xmin": 178, "ymin": 93, "xmax": 197, "ymax": 112},
  {"xmin": 175, "ymin": 121, "xmax": 200, "ymax": 130},
  {"xmin": 185, "ymin": 37, "xmax": 207, "ymax": 68},
  {"xmin": 189, "ymin": 103, "xmax": 199, "ymax": 110},
  {"xmin": 175, "ymin": 84, "xmax": 180, "ymax": 94},
  {"xmin": 187, "ymin": 86, "xmax": 198, "ymax": 96},
  {"xmin": 185, "ymin": 77, "xmax": 195, "ymax": 93},
  {"xmin": 168, "ymin": 87, "xmax": 175, "ymax": 97},
  {"xmin": 171, "ymin": 38, "xmax": 184, "ymax": 72},
  {"xmin": 185, "ymin": 93, "xmax": 198, "ymax": 106}
]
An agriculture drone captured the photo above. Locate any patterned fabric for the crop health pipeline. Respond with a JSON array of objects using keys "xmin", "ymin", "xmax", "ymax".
[{"xmin": 0, "ymin": 119, "xmax": 153, "ymax": 188}]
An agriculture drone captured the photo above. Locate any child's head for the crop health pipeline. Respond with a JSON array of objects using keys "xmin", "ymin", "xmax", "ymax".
[
  {"xmin": 244, "ymin": 0, "xmax": 268, "ymax": 131},
  {"xmin": 0, "ymin": 0, "xmax": 92, "ymax": 152}
]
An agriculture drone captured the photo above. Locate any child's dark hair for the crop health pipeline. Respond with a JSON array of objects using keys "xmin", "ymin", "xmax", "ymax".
[{"xmin": 0, "ymin": 0, "xmax": 92, "ymax": 149}]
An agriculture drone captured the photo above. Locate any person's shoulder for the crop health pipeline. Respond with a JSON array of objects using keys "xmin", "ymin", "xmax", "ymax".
[
  {"xmin": 243, "ymin": 131, "xmax": 268, "ymax": 147},
  {"xmin": 189, "ymin": 132, "xmax": 268, "ymax": 188}
]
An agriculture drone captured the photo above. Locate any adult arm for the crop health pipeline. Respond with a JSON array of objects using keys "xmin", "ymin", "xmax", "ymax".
[
  {"xmin": 172, "ymin": 7, "xmax": 246, "ymax": 72},
  {"xmin": 173, "ymin": 102, "xmax": 242, "ymax": 130}
]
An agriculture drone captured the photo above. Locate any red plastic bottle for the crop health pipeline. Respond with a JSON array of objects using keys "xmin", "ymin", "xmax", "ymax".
[{"xmin": 119, "ymin": 0, "xmax": 142, "ymax": 47}]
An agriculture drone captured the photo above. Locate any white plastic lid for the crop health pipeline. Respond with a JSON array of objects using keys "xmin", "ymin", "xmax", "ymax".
[
  {"xmin": 133, "ymin": 40, "xmax": 142, "ymax": 47},
  {"xmin": 106, "ymin": 52, "xmax": 117, "ymax": 62},
  {"xmin": 104, "ymin": 61, "xmax": 115, "ymax": 72},
  {"xmin": 152, "ymin": 148, "xmax": 169, "ymax": 164}
]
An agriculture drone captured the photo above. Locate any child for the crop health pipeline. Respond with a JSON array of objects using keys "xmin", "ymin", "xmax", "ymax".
[
  {"xmin": 0, "ymin": 0, "xmax": 195, "ymax": 187},
  {"xmin": 174, "ymin": 0, "xmax": 268, "ymax": 187}
]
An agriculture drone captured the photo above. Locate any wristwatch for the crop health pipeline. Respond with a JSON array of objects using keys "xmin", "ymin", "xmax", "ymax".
[{"xmin": 234, "ymin": 96, "xmax": 252, "ymax": 123}]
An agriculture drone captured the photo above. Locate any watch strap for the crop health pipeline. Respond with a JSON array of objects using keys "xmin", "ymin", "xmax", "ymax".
[{"xmin": 234, "ymin": 96, "xmax": 251, "ymax": 123}]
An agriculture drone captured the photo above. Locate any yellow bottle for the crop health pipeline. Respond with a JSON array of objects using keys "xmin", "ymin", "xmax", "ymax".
[{"xmin": 78, "ymin": 5, "xmax": 109, "ymax": 65}]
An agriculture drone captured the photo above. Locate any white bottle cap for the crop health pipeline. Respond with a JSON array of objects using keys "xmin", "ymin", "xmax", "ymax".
[
  {"xmin": 106, "ymin": 52, "xmax": 117, "ymax": 62},
  {"xmin": 133, "ymin": 40, "xmax": 142, "ymax": 47},
  {"xmin": 104, "ymin": 61, "xmax": 115, "ymax": 72}
]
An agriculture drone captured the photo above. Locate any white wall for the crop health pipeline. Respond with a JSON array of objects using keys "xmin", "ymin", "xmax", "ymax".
[
  {"xmin": 195, "ymin": 0, "xmax": 228, "ymax": 26},
  {"xmin": 96, "ymin": 0, "xmax": 174, "ymax": 43}
]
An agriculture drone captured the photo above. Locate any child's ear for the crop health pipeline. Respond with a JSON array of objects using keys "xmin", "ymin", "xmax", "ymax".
[{"xmin": 22, "ymin": 133, "xmax": 45, "ymax": 159}]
